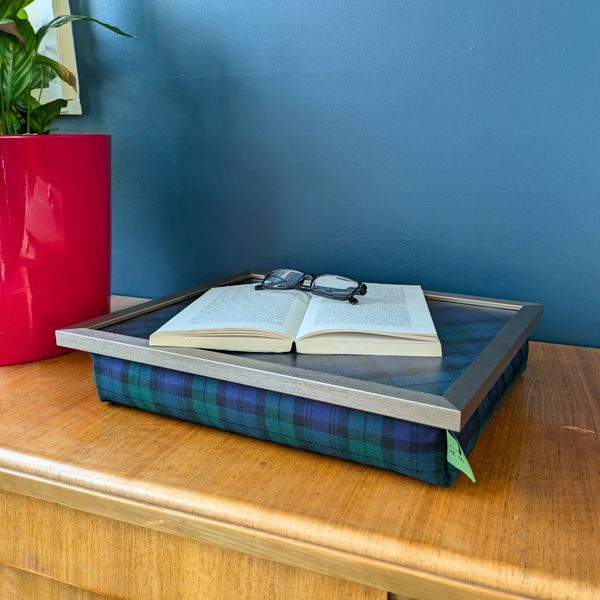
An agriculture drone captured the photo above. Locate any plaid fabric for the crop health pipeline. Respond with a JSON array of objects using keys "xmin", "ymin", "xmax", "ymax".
[
  {"xmin": 91, "ymin": 342, "xmax": 528, "ymax": 487},
  {"xmin": 102, "ymin": 298, "xmax": 516, "ymax": 396}
]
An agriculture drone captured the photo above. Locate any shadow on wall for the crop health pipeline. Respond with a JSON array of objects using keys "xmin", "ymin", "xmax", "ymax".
[
  {"xmin": 136, "ymin": 35, "xmax": 373, "ymax": 289},
  {"xmin": 67, "ymin": 1, "xmax": 429, "ymax": 295},
  {"xmin": 73, "ymin": 1, "xmax": 415, "ymax": 285},
  {"xmin": 71, "ymin": 1, "xmax": 290, "ymax": 293}
]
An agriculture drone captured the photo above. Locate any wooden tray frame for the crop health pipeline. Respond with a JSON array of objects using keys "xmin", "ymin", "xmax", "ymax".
[{"xmin": 56, "ymin": 271, "xmax": 543, "ymax": 432}]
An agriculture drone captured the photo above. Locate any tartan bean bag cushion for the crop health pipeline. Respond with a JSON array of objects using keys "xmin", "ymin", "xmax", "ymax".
[{"xmin": 92, "ymin": 296, "xmax": 528, "ymax": 487}]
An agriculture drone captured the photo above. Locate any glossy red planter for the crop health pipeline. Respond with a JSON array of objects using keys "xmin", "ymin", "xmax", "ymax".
[{"xmin": 0, "ymin": 134, "xmax": 111, "ymax": 365}]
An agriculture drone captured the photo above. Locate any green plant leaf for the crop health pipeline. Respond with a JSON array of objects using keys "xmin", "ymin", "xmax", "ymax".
[
  {"xmin": 29, "ymin": 97, "xmax": 67, "ymax": 132},
  {"xmin": 0, "ymin": 0, "xmax": 14, "ymax": 21},
  {"xmin": 9, "ymin": 0, "xmax": 35, "ymax": 14},
  {"xmin": 37, "ymin": 15, "xmax": 132, "ymax": 48},
  {"xmin": 36, "ymin": 53, "xmax": 76, "ymax": 91},
  {"xmin": 14, "ymin": 92, "xmax": 39, "ymax": 132},
  {"xmin": 7, "ymin": 105, "xmax": 23, "ymax": 132},
  {"xmin": 0, "ymin": 105, "xmax": 23, "ymax": 133},
  {"xmin": 0, "ymin": 18, "xmax": 36, "ymax": 117},
  {"xmin": 0, "ymin": 19, "xmax": 25, "ymax": 50},
  {"xmin": 30, "ymin": 60, "xmax": 55, "ymax": 89},
  {"xmin": 0, "ymin": 0, "xmax": 32, "ymax": 21},
  {"xmin": 15, "ymin": 91, "xmax": 40, "ymax": 113}
]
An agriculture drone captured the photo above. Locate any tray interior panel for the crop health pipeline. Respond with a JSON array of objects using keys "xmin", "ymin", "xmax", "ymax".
[{"xmin": 100, "ymin": 298, "xmax": 516, "ymax": 396}]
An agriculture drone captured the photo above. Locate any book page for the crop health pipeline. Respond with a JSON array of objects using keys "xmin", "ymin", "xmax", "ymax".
[
  {"xmin": 295, "ymin": 284, "xmax": 437, "ymax": 340},
  {"xmin": 153, "ymin": 284, "xmax": 310, "ymax": 338}
]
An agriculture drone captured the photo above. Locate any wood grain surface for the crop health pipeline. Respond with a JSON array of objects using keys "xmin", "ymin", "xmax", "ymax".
[
  {"xmin": 0, "ymin": 563, "xmax": 117, "ymax": 600},
  {"xmin": 0, "ymin": 489, "xmax": 382, "ymax": 600},
  {"xmin": 0, "ymin": 342, "xmax": 598, "ymax": 600}
]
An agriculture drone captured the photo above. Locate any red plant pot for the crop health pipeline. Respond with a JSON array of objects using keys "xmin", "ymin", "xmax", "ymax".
[{"xmin": 0, "ymin": 134, "xmax": 111, "ymax": 365}]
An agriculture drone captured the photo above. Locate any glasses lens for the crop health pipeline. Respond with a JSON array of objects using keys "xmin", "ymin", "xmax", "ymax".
[
  {"xmin": 311, "ymin": 275, "xmax": 359, "ymax": 299},
  {"xmin": 262, "ymin": 269, "xmax": 305, "ymax": 289}
]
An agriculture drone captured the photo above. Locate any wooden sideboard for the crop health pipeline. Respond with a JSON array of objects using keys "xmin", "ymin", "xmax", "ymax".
[{"xmin": 0, "ymin": 340, "xmax": 598, "ymax": 600}]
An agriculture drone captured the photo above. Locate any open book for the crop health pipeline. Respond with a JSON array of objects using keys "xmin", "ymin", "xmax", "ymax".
[{"xmin": 149, "ymin": 283, "xmax": 442, "ymax": 356}]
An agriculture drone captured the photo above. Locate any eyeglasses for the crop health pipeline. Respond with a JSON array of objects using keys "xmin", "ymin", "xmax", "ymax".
[{"xmin": 255, "ymin": 269, "xmax": 367, "ymax": 304}]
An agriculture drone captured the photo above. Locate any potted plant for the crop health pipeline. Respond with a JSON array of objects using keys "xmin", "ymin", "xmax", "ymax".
[{"xmin": 0, "ymin": 0, "xmax": 130, "ymax": 365}]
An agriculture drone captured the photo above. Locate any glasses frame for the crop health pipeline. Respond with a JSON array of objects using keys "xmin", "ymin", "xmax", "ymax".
[{"xmin": 255, "ymin": 270, "xmax": 368, "ymax": 304}]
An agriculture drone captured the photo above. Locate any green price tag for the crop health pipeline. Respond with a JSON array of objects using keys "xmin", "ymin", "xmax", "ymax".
[{"xmin": 446, "ymin": 431, "xmax": 476, "ymax": 482}]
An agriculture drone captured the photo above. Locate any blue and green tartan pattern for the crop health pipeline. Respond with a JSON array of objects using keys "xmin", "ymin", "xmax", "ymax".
[
  {"xmin": 101, "ymin": 298, "xmax": 517, "ymax": 396},
  {"xmin": 90, "ymin": 342, "xmax": 528, "ymax": 487}
]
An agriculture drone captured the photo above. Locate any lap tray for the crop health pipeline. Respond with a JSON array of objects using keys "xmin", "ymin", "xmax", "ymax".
[{"xmin": 56, "ymin": 271, "xmax": 543, "ymax": 486}]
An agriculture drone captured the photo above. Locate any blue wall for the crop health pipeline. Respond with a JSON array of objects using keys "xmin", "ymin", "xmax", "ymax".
[{"xmin": 58, "ymin": 0, "xmax": 600, "ymax": 347}]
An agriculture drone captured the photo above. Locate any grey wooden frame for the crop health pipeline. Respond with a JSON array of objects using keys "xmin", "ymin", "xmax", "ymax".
[{"xmin": 56, "ymin": 271, "xmax": 543, "ymax": 432}]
